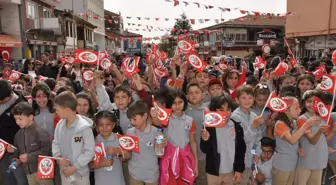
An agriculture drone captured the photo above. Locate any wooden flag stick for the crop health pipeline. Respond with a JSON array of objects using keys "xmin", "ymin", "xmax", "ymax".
[
  {"xmin": 39, "ymin": 155, "xmax": 63, "ymax": 160},
  {"xmin": 0, "ymin": 139, "xmax": 17, "ymax": 149}
]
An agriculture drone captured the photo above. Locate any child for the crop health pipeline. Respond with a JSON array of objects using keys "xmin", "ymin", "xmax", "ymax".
[
  {"xmin": 230, "ymin": 85, "xmax": 264, "ymax": 185},
  {"xmin": 294, "ymin": 74, "xmax": 315, "ymax": 102},
  {"xmin": 294, "ymin": 90, "xmax": 329, "ymax": 185},
  {"xmin": 152, "ymin": 89, "xmax": 198, "ymax": 185},
  {"xmin": 254, "ymin": 137, "xmax": 276, "ymax": 185},
  {"xmin": 76, "ymin": 92, "xmax": 96, "ymax": 118},
  {"xmin": 32, "ymin": 83, "xmax": 56, "ymax": 137},
  {"xmin": 201, "ymin": 95, "xmax": 245, "ymax": 185},
  {"xmin": 123, "ymin": 100, "xmax": 161, "ymax": 185},
  {"xmin": 185, "ymin": 83, "xmax": 208, "ymax": 185},
  {"xmin": 52, "ymin": 91, "xmax": 95, "ymax": 185},
  {"xmin": 251, "ymin": 83, "xmax": 271, "ymax": 137},
  {"xmin": 222, "ymin": 68, "xmax": 240, "ymax": 94},
  {"xmin": 89, "ymin": 110, "xmax": 125, "ymax": 185},
  {"xmin": 208, "ymin": 79, "xmax": 224, "ymax": 98},
  {"xmin": 8, "ymin": 102, "xmax": 53, "ymax": 185},
  {"xmin": 272, "ymin": 96, "xmax": 320, "ymax": 185},
  {"xmin": 195, "ymin": 71, "xmax": 211, "ymax": 103}
]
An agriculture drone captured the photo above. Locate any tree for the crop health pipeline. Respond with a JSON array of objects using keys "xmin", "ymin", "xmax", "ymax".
[{"xmin": 171, "ymin": 12, "xmax": 193, "ymax": 36}]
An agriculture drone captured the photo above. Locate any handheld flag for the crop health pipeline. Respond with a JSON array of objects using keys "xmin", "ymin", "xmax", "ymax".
[
  {"xmin": 37, "ymin": 156, "xmax": 55, "ymax": 179},
  {"xmin": 204, "ymin": 111, "xmax": 229, "ymax": 128}
]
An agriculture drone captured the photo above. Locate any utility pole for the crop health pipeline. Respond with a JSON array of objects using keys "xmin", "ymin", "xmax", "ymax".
[
  {"xmin": 72, "ymin": 0, "xmax": 75, "ymax": 53},
  {"xmin": 220, "ymin": 11, "xmax": 224, "ymax": 56}
]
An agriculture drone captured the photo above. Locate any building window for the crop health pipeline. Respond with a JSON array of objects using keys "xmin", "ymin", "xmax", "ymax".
[
  {"xmin": 69, "ymin": 22, "xmax": 73, "ymax": 37},
  {"xmin": 235, "ymin": 34, "xmax": 240, "ymax": 41},
  {"xmin": 241, "ymin": 34, "xmax": 247, "ymax": 41},
  {"xmin": 43, "ymin": 8, "xmax": 51, "ymax": 18}
]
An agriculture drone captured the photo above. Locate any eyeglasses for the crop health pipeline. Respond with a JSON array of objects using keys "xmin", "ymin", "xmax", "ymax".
[
  {"xmin": 262, "ymin": 149, "xmax": 274, "ymax": 155},
  {"xmin": 36, "ymin": 63, "xmax": 42, "ymax": 66}
]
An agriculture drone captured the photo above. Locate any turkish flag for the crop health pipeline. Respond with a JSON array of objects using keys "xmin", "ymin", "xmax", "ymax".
[
  {"xmin": 289, "ymin": 57, "xmax": 297, "ymax": 67},
  {"xmin": 266, "ymin": 93, "xmax": 291, "ymax": 112},
  {"xmin": 61, "ymin": 56, "xmax": 75, "ymax": 64},
  {"xmin": 117, "ymin": 134, "xmax": 140, "ymax": 153},
  {"xmin": 320, "ymin": 75, "xmax": 336, "ymax": 94},
  {"xmin": 93, "ymin": 142, "xmax": 106, "ymax": 167},
  {"xmin": 100, "ymin": 58, "xmax": 112, "ymax": 71},
  {"xmin": 25, "ymin": 95, "xmax": 33, "ymax": 104},
  {"xmin": 274, "ymin": 61, "xmax": 289, "ymax": 77},
  {"xmin": 313, "ymin": 97, "xmax": 331, "ymax": 121},
  {"xmin": 153, "ymin": 99, "xmax": 172, "ymax": 127},
  {"xmin": 166, "ymin": 78, "xmax": 175, "ymax": 87},
  {"xmin": 0, "ymin": 139, "xmax": 8, "ymax": 160},
  {"xmin": 176, "ymin": 39, "xmax": 195, "ymax": 54},
  {"xmin": 332, "ymin": 50, "xmax": 336, "ymax": 66},
  {"xmin": 204, "ymin": 111, "xmax": 229, "ymax": 128},
  {"xmin": 8, "ymin": 70, "xmax": 22, "ymax": 82},
  {"xmin": 123, "ymin": 56, "xmax": 140, "ymax": 78},
  {"xmin": 186, "ymin": 53, "xmax": 208, "ymax": 72},
  {"xmin": 2, "ymin": 50, "xmax": 10, "ymax": 61},
  {"xmin": 231, "ymin": 67, "xmax": 246, "ymax": 99},
  {"xmin": 82, "ymin": 70, "xmax": 94, "ymax": 82},
  {"xmin": 37, "ymin": 156, "xmax": 55, "ymax": 179},
  {"xmin": 313, "ymin": 65, "xmax": 327, "ymax": 80},
  {"xmin": 153, "ymin": 67, "xmax": 169, "ymax": 79},
  {"xmin": 74, "ymin": 50, "xmax": 99, "ymax": 65},
  {"xmin": 254, "ymin": 56, "xmax": 266, "ymax": 69}
]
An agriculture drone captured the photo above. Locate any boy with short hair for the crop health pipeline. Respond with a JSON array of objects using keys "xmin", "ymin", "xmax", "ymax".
[
  {"xmin": 195, "ymin": 71, "xmax": 211, "ymax": 103},
  {"xmin": 185, "ymin": 82, "xmax": 208, "ymax": 185},
  {"xmin": 124, "ymin": 100, "xmax": 161, "ymax": 185},
  {"xmin": 8, "ymin": 102, "xmax": 53, "ymax": 185},
  {"xmin": 254, "ymin": 137, "xmax": 275, "ymax": 185},
  {"xmin": 231, "ymin": 85, "xmax": 264, "ymax": 185},
  {"xmin": 52, "ymin": 91, "xmax": 95, "ymax": 185}
]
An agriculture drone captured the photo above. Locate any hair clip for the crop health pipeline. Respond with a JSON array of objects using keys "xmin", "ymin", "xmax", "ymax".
[{"xmin": 257, "ymin": 83, "xmax": 268, "ymax": 89}]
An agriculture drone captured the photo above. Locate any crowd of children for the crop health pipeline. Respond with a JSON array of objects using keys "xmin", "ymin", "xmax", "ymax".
[{"xmin": 0, "ymin": 50, "xmax": 336, "ymax": 185}]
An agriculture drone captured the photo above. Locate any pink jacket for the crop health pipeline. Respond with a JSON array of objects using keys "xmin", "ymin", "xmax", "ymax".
[{"xmin": 160, "ymin": 142, "xmax": 196, "ymax": 185}]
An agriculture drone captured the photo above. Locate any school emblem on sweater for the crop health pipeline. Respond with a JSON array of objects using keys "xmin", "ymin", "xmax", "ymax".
[
  {"xmin": 204, "ymin": 111, "xmax": 228, "ymax": 128},
  {"xmin": 37, "ymin": 156, "xmax": 55, "ymax": 179},
  {"xmin": 74, "ymin": 137, "xmax": 82, "ymax": 143},
  {"xmin": 229, "ymin": 127, "xmax": 235, "ymax": 137},
  {"xmin": 117, "ymin": 134, "xmax": 140, "ymax": 153}
]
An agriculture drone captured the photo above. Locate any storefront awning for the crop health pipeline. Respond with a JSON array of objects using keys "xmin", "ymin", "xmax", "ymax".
[{"xmin": 0, "ymin": 35, "xmax": 22, "ymax": 47}]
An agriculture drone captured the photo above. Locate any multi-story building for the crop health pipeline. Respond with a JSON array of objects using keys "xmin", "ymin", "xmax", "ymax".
[
  {"xmin": 23, "ymin": 0, "xmax": 60, "ymax": 59},
  {"xmin": 286, "ymin": 0, "xmax": 336, "ymax": 59},
  {"xmin": 55, "ymin": 0, "xmax": 104, "ymax": 51},
  {"xmin": 195, "ymin": 15, "xmax": 285, "ymax": 58},
  {"xmin": 0, "ymin": 0, "xmax": 23, "ymax": 59},
  {"xmin": 105, "ymin": 9, "xmax": 124, "ymax": 55}
]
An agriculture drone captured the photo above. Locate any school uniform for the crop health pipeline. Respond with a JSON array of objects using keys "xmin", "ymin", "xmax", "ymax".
[
  {"xmin": 126, "ymin": 124, "xmax": 159, "ymax": 185},
  {"xmin": 272, "ymin": 120, "xmax": 298, "ymax": 185},
  {"xmin": 34, "ymin": 108, "xmax": 55, "ymax": 138},
  {"xmin": 185, "ymin": 103, "xmax": 207, "ymax": 185},
  {"xmin": 201, "ymin": 119, "xmax": 246, "ymax": 185},
  {"xmin": 231, "ymin": 107, "xmax": 262, "ymax": 185},
  {"xmin": 52, "ymin": 115, "xmax": 95, "ymax": 185},
  {"xmin": 94, "ymin": 134, "xmax": 125, "ymax": 185},
  {"xmin": 251, "ymin": 107, "xmax": 271, "ymax": 137},
  {"xmin": 161, "ymin": 113, "xmax": 196, "ymax": 185},
  {"xmin": 256, "ymin": 156, "xmax": 273, "ymax": 185},
  {"xmin": 294, "ymin": 113, "xmax": 328, "ymax": 185}
]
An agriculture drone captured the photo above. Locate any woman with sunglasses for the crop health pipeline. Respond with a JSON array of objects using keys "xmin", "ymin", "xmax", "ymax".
[{"xmin": 21, "ymin": 59, "xmax": 37, "ymax": 78}]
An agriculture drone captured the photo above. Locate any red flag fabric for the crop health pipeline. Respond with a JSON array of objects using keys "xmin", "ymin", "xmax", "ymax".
[
  {"xmin": 254, "ymin": 56, "xmax": 266, "ymax": 69},
  {"xmin": 153, "ymin": 99, "xmax": 172, "ymax": 126},
  {"xmin": 74, "ymin": 50, "xmax": 99, "ymax": 64},
  {"xmin": 320, "ymin": 75, "xmax": 336, "ymax": 94},
  {"xmin": 204, "ymin": 111, "xmax": 229, "ymax": 128},
  {"xmin": 313, "ymin": 65, "xmax": 327, "ymax": 80},
  {"xmin": 153, "ymin": 67, "xmax": 169, "ymax": 78},
  {"xmin": 123, "ymin": 56, "xmax": 140, "ymax": 78},
  {"xmin": 93, "ymin": 142, "xmax": 106, "ymax": 167},
  {"xmin": 25, "ymin": 95, "xmax": 33, "ymax": 104},
  {"xmin": 332, "ymin": 50, "xmax": 336, "ymax": 66},
  {"xmin": 61, "ymin": 56, "xmax": 75, "ymax": 64},
  {"xmin": 82, "ymin": 70, "xmax": 94, "ymax": 82},
  {"xmin": 274, "ymin": 61, "xmax": 289, "ymax": 77},
  {"xmin": 313, "ymin": 97, "xmax": 331, "ymax": 121},
  {"xmin": 37, "ymin": 156, "xmax": 55, "ymax": 179},
  {"xmin": 0, "ymin": 139, "xmax": 8, "ymax": 160},
  {"xmin": 190, "ymin": 19, "xmax": 195, "ymax": 25},
  {"xmin": 173, "ymin": 0, "xmax": 179, "ymax": 6},
  {"xmin": 159, "ymin": 51, "xmax": 168, "ymax": 61},
  {"xmin": 289, "ymin": 57, "xmax": 297, "ymax": 67},
  {"xmin": 266, "ymin": 93, "xmax": 291, "ymax": 112},
  {"xmin": 186, "ymin": 53, "xmax": 208, "ymax": 72},
  {"xmin": 2, "ymin": 50, "xmax": 10, "ymax": 61},
  {"xmin": 99, "ymin": 50, "xmax": 109, "ymax": 59},
  {"xmin": 240, "ymin": 10, "xmax": 247, "ymax": 14},
  {"xmin": 100, "ymin": 58, "xmax": 112, "ymax": 71},
  {"xmin": 176, "ymin": 39, "xmax": 195, "ymax": 54},
  {"xmin": 166, "ymin": 78, "xmax": 175, "ymax": 87},
  {"xmin": 117, "ymin": 134, "xmax": 140, "ymax": 153},
  {"xmin": 37, "ymin": 75, "xmax": 48, "ymax": 82},
  {"xmin": 8, "ymin": 70, "xmax": 22, "ymax": 82},
  {"xmin": 193, "ymin": 2, "xmax": 200, "ymax": 8}
]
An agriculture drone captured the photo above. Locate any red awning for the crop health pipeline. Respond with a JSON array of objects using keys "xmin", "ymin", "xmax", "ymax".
[{"xmin": 0, "ymin": 35, "xmax": 22, "ymax": 47}]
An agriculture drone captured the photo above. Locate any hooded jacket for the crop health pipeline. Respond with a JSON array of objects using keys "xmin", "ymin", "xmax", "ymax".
[{"xmin": 52, "ymin": 115, "xmax": 95, "ymax": 177}]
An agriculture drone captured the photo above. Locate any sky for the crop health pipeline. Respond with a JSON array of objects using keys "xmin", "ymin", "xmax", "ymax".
[{"xmin": 104, "ymin": 0, "xmax": 287, "ymax": 40}]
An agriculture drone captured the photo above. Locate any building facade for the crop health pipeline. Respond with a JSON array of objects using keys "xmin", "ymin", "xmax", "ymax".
[
  {"xmin": 104, "ymin": 9, "xmax": 124, "ymax": 55},
  {"xmin": 0, "ymin": 0, "xmax": 23, "ymax": 60},
  {"xmin": 195, "ymin": 15, "xmax": 285, "ymax": 58},
  {"xmin": 286, "ymin": 0, "xmax": 336, "ymax": 58}
]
